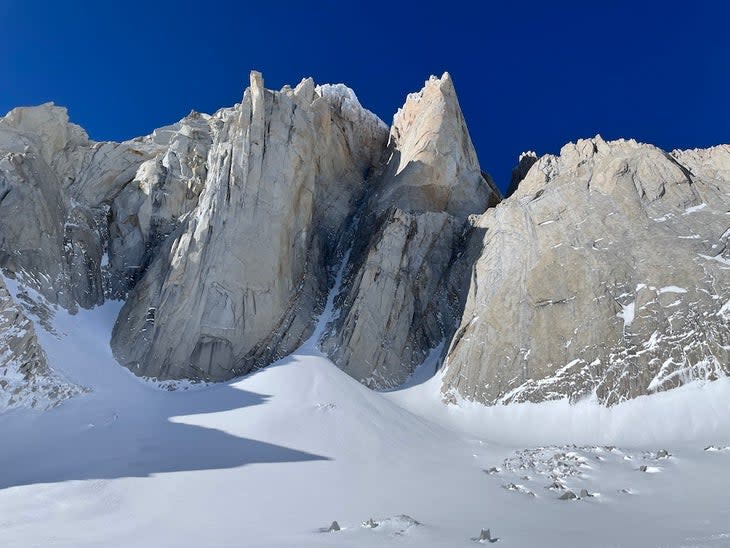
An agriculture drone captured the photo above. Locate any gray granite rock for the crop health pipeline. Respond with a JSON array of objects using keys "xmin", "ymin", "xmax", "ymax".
[
  {"xmin": 441, "ymin": 138, "xmax": 730, "ymax": 405},
  {"xmin": 320, "ymin": 73, "xmax": 501, "ymax": 387},
  {"xmin": 0, "ymin": 102, "xmax": 162, "ymax": 310},
  {"xmin": 1, "ymin": 75, "xmax": 728, "ymax": 409},
  {"xmin": 111, "ymin": 72, "xmax": 388, "ymax": 380}
]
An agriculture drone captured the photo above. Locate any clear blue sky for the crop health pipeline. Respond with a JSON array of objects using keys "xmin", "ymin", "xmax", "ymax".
[{"xmin": 1, "ymin": 0, "xmax": 728, "ymax": 192}]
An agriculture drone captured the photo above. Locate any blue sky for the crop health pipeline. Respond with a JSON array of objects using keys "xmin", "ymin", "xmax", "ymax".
[{"xmin": 1, "ymin": 0, "xmax": 728, "ymax": 191}]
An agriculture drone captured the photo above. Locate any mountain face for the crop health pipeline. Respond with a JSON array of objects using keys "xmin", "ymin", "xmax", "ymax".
[
  {"xmin": 441, "ymin": 138, "xmax": 730, "ymax": 405},
  {"xmin": 0, "ymin": 71, "xmax": 728, "ymax": 411},
  {"xmin": 111, "ymin": 72, "xmax": 388, "ymax": 380}
]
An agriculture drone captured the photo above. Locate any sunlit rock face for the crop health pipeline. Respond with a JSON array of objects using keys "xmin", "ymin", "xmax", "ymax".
[
  {"xmin": 1, "ymin": 71, "xmax": 727, "ymax": 406},
  {"xmin": 440, "ymin": 138, "xmax": 730, "ymax": 405},
  {"xmin": 111, "ymin": 72, "xmax": 389, "ymax": 380}
]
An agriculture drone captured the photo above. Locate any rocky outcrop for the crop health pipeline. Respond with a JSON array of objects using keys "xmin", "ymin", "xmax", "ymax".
[
  {"xmin": 106, "ymin": 112, "xmax": 215, "ymax": 297},
  {"xmin": 441, "ymin": 137, "xmax": 730, "ymax": 405},
  {"xmin": 110, "ymin": 72, "xmax": 388, "ymax": 380},
  {"xmin": 0, "ymin": 103, "xmax": 161, "ymax": 309},
  {"xmin": 320, "ymin": 73, "xmax": 501, "ymax": 388},
  {"xmin": 0, "ymin": 276, "xmax": 81, "ymax": 411},
  {"xmin": 0, "ymin": 101, "xmax": 221, "ymax": 309}
]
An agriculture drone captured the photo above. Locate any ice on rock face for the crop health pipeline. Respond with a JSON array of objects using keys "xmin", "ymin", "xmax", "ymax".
[
  {"xmin": 717, "ymin": 299, "xmax": 730, "ymax": 320},
  {"xmin": 618, "ymin": 301, "xmax": 636, "ymax": 328},
  {"xmin": 683, "ymin": 203, "xmax": 707, "ymax": 214},
  {"xmin": 658, "ymin": 286, "xmax": 687, "ymax": 294}
]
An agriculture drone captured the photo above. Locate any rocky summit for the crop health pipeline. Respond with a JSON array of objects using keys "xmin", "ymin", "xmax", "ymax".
[{"xmin": 1, "ymin": 71, "xmax": 728, "ymax": 411}]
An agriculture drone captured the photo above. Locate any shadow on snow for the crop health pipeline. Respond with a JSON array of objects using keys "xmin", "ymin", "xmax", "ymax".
[{"xmin": 0, "ymin": 382, "xmax": 330, "ymax": 490}]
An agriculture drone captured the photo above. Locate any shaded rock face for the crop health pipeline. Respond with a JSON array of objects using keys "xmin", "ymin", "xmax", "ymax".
[
  {"xmin": 320, "ymin": 73, "xmax": 501, "ymax": 387},
  {"xmin": 506, "ymin": 151, "xmax": 538, "ymax": 197},
  {"xmin": 441, "ymin": 138, "xmax": 730, "ymax": 405},
  {"xmin": 111, "ymin": 72, "xmax": 388, "ymax": 380},
  {"xmin": 107, "ymin": 112, "xmax": 214, "ymax": 297},
  {"xmin": 0, "ymin": 277, "xmax": 82, "ymax": 411},
  {"xmin": 0, "ymin": 102, "xmax": 202, "ymax": 310}
]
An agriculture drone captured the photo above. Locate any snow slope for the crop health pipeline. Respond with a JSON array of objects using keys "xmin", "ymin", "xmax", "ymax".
[{"xmin": 1, "ymin": 270, "xmax": 729, "ymax": 547}]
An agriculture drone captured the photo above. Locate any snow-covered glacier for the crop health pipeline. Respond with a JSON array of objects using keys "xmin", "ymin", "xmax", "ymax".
[{"xmin": 1, "ymin": 71, "xmax": 729, "ymax": 547}]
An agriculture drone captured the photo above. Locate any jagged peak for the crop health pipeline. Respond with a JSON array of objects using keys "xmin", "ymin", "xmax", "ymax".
[
  {"xmin": 365, "ymin": 71, "xmax": 497, "ymax": 219},
  {"xmin": 392, "ymin": 72, "xmax": 459, "ymax": 133},
  {"xmin": 559, "ymin": 134, "xmax": 660, "ymax": 159},
  {"xmin": 3, "ymin": 101, "xmax": 65, "ymax": 122},
  {"xmin": 405, "ymin": 72, "xmax": 453, "ymax": 100},
  {"xmin": 248, "ymin": 69, "xmax": 264, "ymax": 94},
  {"xmin": 672, "ymin": 143, "xmax": 730, "ymax": 156},
  {"xmin": 235, "ymin": 70, "xmax": 387, "ymax": 135},
  {"xmin": 2, "ymin": 101, "xmax": 70, "ymax": 135},
  {"xmin": 386, "ymin": 71, "xmax": 478, "ymax": 173},
  {"xmin": 293, "ymin": 77, "xmax": 315, "ymax": 100},
  {"xmin": 507, "ymin": 135, "xmax": 708, "ymax": 203}
]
